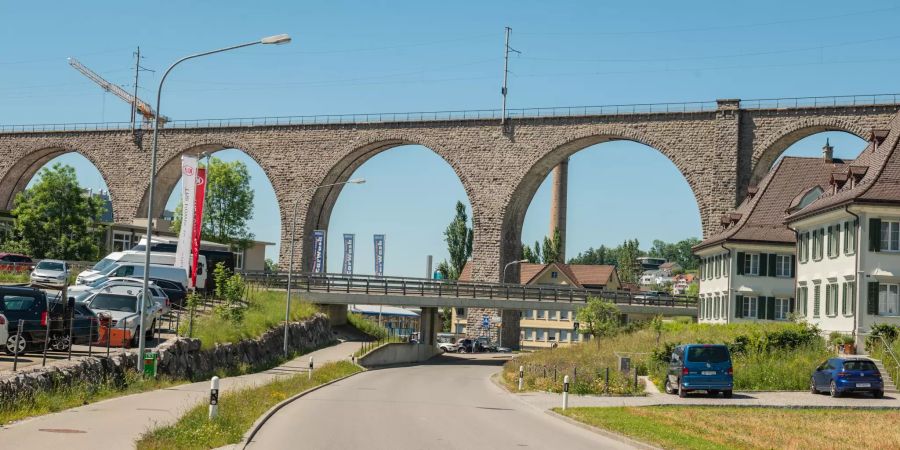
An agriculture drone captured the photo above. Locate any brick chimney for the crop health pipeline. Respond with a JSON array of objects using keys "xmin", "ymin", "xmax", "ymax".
[{"xmin": 822, "ymin": 138, "xmax": 833, "ymax": 163}]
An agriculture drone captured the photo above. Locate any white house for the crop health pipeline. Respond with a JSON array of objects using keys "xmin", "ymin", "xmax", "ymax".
[
  {"xmin": 693, "ymin": 142, "xmax": 847, "ymax": 324},
  {"xmin": 787, "ymin": 127, "xmax": 900, "ymax": 347}
]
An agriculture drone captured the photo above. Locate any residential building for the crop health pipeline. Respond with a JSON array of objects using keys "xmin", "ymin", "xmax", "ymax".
[
  {"xmin": 658, "ymin": 261, "xmax": 683, "ymax": 276},
  {"xmin": 672, "ymin": 273, "xmax": 696, "ymax": 295},
  {"xmin": 693, "ymin": 143, "xmax": 846, "ymax": 324},
  {"xmin": 787, "ymin": 127, "xmax": 900, "ymax": 346},
  {"xmin": 349, "ymin": 304, "xmax": 420, "ymax": 337},
  {"xmin": 454, "ymin": 261, "xmax": 620, "ymax": 348},
  {"xmin": 637, "ymin": 256, "xmax": 666, "ymax": 271}
]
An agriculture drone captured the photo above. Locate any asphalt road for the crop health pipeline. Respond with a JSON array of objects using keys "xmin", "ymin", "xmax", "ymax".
[{"xmin": 247, "ymin": 353, "xmax": 633, "ymax": 450}]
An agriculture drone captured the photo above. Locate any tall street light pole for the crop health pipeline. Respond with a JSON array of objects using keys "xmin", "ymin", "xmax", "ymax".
[
  {"xmin": 284, "ymin": 178, "xmax": 366, "ymax": 357},
  {"xmin": 503, "ymin": 259, "xmax": 528, "ymax": 284},
  {"xmin": 139, "ymin": 34, "xmax": 291, "ymax": 368}
]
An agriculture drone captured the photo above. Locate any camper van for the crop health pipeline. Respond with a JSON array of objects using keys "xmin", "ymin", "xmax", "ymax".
[
  {"xmin": 77, "ymin": 251, "xmax": 174, "ymax": 284},
  {"xmin": 78, "ymin": 263, "xmax": 191, "ymax": 290},
  {"xmin": 131, "ymin": 237, "xmax": 234, "ymax": 292}
]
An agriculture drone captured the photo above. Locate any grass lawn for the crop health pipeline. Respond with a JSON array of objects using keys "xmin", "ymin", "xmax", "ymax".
[
  {"xmin": 182, "ymin": 289, "xmax": 318, "ymax": 350},
  {"xmin": 137, "ymin": 361, "xmax": 361, "ymax": 450},
  {"xmin": 557, "ymin": 406, "xmax": 900, "ymax": 450},
  {"xmin": 0, "ymin": 370, "xmax": 182, "ymax": 425},
  {"xmin": 0, "ymin": 271, "xmax": 29, "ymax": 284}
]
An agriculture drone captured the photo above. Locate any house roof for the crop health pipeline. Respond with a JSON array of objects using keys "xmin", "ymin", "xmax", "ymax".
[
  {"xmin": 458, "ymin": 261, "xmax": 617, "ymax": 287},
  {"xmin": 695, "ymin": 155, "xmax": 850, "ymax": 251},
  {"xmin": 659, "ymin": 261, "xmax": 680, "ymax": 270},
  {"xmin": 787, "ymin": 114, "xmax": 900, "ymax": 221}
]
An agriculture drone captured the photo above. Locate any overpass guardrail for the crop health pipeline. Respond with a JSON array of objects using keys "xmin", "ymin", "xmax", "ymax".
[{"xmin": 241, "ymin": 271, "xmax": 698, "ymax": 309}]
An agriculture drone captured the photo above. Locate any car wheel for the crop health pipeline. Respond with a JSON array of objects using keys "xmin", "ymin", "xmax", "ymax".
[
  {"xmin": 873, "ymin": 390, "xmax": 884, "ymax": 399},
  {"xmin": 457, "ymin": 347, "xmax": 466, "ymax": 353},
  {"xmin": 5, "ymin": 333, "xmax": 28, "ymax": 356},
  {"xmin": 678, "ymin": 381, "xmax": 687, "ymax": 398},
  {"xmin": 810, "ymin": 378, "xmax": 819, "ymax": 394},
  {"xmin": 723, "ymin": 390, "xmax": 733, "ymax": 398},
  {"xmin": 50, "ymin": 333, "xmax": 71, "ymax": 352},
  {"xmin": 664, "ymin": 379, "xmax": 675, "ymax": 395},
  {"xmin": 830, "ymin": 381, "xmax": 841, "ymax": 398}
]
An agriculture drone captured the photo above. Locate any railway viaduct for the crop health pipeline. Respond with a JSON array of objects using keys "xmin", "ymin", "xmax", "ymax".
[{"xmin": 1, "ymin": 95, "xmax": 898, "ymax": 344}]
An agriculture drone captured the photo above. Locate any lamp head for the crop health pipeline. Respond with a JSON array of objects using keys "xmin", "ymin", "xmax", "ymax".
[
  {"xmin": 261, "ymin": 34, "xmax": 292, "ymax": 45},
  {"xmin": 348, "ymin": 178, "xmax": 366, "ymax": 184}
]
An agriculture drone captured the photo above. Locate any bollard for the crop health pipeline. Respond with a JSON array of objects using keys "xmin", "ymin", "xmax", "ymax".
[
  {"xmin": 88, "ymin": 320, "xmax": 93, "ymax": 357},
  {"xmin": 67, "ymin": 313, "xmax": 74, "ymax": 361},
  {"xmin": 563, "ymin": 375, "xmax": 570, "ymax": 410},
  {"xmin": 518, "ymin": 365, "xmax": 524, "ymax": 391},
  {"xmin": 121, "ymin": 318, "xmax": 127, "ymax": 352},
  {"xmin": 209, "ymin": 376, "xmax": 220, "ymax": 419},
  {"xmin": 308, "ymin": 356, "xmax": 314, "ymax": 380},
  {"xmin": 42, "ymin": 316, "xmax": 51, "ymax": 367},
  {"xmin": 605, "ymin": 367, "xmax": 610, "ymax": 395}
]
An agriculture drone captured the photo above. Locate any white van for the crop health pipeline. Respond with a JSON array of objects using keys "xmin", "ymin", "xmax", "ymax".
[
  {"xmin": 77, "ymin": 251, "xmax": 174, "ymax": 284},
  {"xmin": 80, "ymin": 263, "xmax": 193, "ymax": 290}
]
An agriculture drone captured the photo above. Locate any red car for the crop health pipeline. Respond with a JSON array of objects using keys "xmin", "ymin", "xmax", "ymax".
[{"xmin": 0, "ymin": 253, "xmax": 34, "ymax": 272}]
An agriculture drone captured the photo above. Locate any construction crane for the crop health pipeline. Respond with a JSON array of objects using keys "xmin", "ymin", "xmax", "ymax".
[{"xmin": 67, "ymin": 57, "xmax": 168, "ymax": 127}]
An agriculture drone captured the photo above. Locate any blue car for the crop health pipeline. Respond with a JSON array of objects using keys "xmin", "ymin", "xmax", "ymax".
[
  {"xmin": 810, "ymin": 357, "xmax": 884, "ymax": 398},
  {"xmin": 665, "ymin": 344, "xmax": 734, "ymax": 398}
]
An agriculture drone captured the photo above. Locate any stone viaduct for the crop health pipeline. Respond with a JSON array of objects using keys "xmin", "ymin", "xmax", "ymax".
[{"xmin": 1, "ymin": 97, "xmax": 898, "ymax": 344}]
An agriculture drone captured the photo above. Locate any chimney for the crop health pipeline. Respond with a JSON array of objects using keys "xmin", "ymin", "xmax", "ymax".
[{"xmin": 822, "ymin": 138, "xmax": 833, "ymax": 163}]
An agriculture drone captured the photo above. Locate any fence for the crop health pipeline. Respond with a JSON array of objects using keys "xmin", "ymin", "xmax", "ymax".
[{"xmin": 517, "ymin": 362, "xmax": 644, "ymax": 395}]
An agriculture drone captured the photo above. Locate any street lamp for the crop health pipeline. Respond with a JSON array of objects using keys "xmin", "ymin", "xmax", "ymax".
[
  {"xmin": 503, "ymin": 259, "xmax": 529, "ymax": 284},
  {"xmin": 283, "ymin": 178, "xmax": 366, "ymax": 357},
  {"xmin": 138, "ymin": 34, "xmax": 291, "ymax": 367}
]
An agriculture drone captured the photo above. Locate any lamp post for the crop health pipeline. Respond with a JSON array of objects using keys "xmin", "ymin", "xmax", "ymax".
[
  {"xmin": 283, "ymin": 178, "xmax": 366, "ymax": 357},
  {"xmin": 503, "ymin": 259, "xmax": 528, "ymax": 284},
  {"xmin": 139, "ymin": 34, "xmax": 291, "ymax": 368}
]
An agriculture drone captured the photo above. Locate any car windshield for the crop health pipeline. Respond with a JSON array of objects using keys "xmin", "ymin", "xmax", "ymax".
[
  {"xmin": 90, "ymin": 294, "xmax": 137, "ymax": 312},
  {"xmin": 687, "ymin": 346, "xmax": 729, "ymax": 363},
  {"xmin": 36, "ymin": 261, "xmax": 64, "ymax": 271},
  {"xmin": 92, "ymin": 258, "xmax": 117, "ymax": 272},
  {"xmin": 843, "ymin": 360, "xmax": 878, "ymax": 371}
]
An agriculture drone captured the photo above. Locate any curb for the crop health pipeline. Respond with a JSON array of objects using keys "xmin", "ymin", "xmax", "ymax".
[
  {"xmin": 239, "ymin": 364, "xmax": 367, "ymax": 449},
  {"xmin": 545, "ymin": 409, "xmax": 662, "ymax": 450}
]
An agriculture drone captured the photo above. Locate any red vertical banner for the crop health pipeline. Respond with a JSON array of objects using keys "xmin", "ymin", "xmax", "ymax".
[{"xmin": 191, "ymin": 168, "xmax": 206, "ymax": 289}]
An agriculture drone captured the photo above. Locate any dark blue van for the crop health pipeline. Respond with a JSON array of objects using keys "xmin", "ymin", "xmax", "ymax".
[{"xmin": 665, "ymin": 344, "xmax": 734, "ymax": 398}]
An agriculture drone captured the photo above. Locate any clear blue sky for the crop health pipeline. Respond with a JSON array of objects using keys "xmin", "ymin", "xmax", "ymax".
[{"xmin": 6, "ymin": 1, "xmax": 894, "ymax": 275}]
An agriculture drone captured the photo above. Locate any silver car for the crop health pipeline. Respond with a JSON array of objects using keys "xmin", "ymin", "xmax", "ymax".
[{"xmin": 30, "ymin": 260, "xmax": 69, "ymax": 287}]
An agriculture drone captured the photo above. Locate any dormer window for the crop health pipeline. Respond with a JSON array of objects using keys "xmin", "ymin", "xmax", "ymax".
[{"xmin": 788, "ymin": 186, "xmax": 824, "ymax": 213}]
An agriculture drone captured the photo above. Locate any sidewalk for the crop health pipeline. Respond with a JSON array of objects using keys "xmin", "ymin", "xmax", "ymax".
[{"xmin": 0, "ymin": 340, "xmax": 362, "ymax": 449}]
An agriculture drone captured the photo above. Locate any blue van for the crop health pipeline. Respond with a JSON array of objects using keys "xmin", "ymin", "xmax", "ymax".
[{"xmin": 665, "ymin": 344, "xmax": 734, "ymax": 398}]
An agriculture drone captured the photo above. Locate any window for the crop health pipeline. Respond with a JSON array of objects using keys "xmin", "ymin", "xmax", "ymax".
[
  {"xmin": 844, "ymin": 221, "xmax": 857, "ymax": 255},
  {"xmin": 775, "ymin": 298, "xmax": 790, "ymax": 320},
  {"xmin": 537, "ymin": 310, "xmax": 547, "ymax": 319},
  {"xmin": 813, "ymin": 229, "xmax": 825, "ymax": 260},
  {"xmin": 572, "ymin": 332, "xmax": 579, "ymax": 342},
  {"xmin": 796, "ymin": 286, "xmax": 808, "ymax": 316},
  {"xmin": 813, "ymin": 284, "xmax": 821, "ymax": 318},
  {"xmin": 745, "ymin": 253, "xmax": 760, "ymax": 276},
  {"xmin": 842, "ymin": 281, "xmax": 856, "ymax": 316},
  {"xmin": 455, "ymin": 324, "xmax": 465, "ymax": 334},
  {"xmin": 524, "ymin": 328, "xmax": 534, "ymax": 340},
  {"xmin": 721, "ymin": 295, "xmax": 728, "ymax": 319},
  {"xmin": 0, "ymin": 295, "xmax": 36, "ymax": 311},
  {"xmin": 234, "ymin": 252, "xmax": 244, "ymax": 270},
  {"xmin": 456, "ymin": 307, "xmax": 466, "ymax": 317},
  {"xmin": 112, "ymin": 231, "xmax": 132, "ymax": 252},
  {"xmin": 537, "ymin": 329, "xmax": 546, "ymax": 341},
  {"xmin": 560, "ymin": 330, "xmax": 569, "ymax": 342},
  {"xmin": 879, "ymin": 284, "xmax": 900, "ymax": 316},
  {"xmin": 825, "ymin": 283, "xmax": 839, "ymax": 316},
  {"xmin": 743, "ymin": 296, "xmax": 758, "ymax": 319},
  {"xmin": 113, "ymin": 265, "xmax": 135, "ymax": 277},
  {"xmin": 880, "ymin": 221, "xmax": 900, "ymax": 251},
  {"xmin": 551, "ymin": 271, "xmax": 558, "ymax": 279},
  {"xmin": 828, "ymin": 225, "xmax": 840, "ymax": 258},
  {"xmin": 715, "ymin": 255, "xmax": 721, "ymax": 278},
  {"xmin": 775, "ymin": 255, "xmax": 791, "ymax": 277},
  {"xmin": 714, "ymin": 295, "xmax": 720, "ymax": 319},
  {"xmin": 799, "ymin": 232, "xmax": 809, "ymax": 263}
]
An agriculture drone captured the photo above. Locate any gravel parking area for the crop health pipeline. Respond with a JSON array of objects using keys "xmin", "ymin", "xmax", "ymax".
[{"xmin": 0, "ymin": 333, "xmax": 174, "ymax": 375}]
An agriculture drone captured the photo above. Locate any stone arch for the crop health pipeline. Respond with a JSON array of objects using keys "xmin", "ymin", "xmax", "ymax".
[
  {"xmin": 750, "ymin": 117, "xmax": 869, "ymax": 186},
  {"xmin": 0, "ymin": 142, "xmax": 117, "ymax": 215},
  {"xmin": 501, "ymin": 125, "xmax": 704, "ymax": 277},
  {"xmin": 297, "ymin": 136, "xmax": 477, "ymax": 271}
]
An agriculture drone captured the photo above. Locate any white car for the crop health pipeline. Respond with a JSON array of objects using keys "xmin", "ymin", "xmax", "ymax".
[
  {"xmin": 438, "ymin": 341, "xmax": 459, "ymax": 352},
  {"xmin": 30, "ymin": 260, "xmax": 69, "ymax": 287},
  {"xmin": 86, "ymin": 292, "xmax": 160, "ymax": 345},
  {"xmin": 70, "ymin": 278, "xmax": 171, "ymax": 315},
  {"xmin": 0, "ymin": 314, "xmax": 8, "ymax": 351}
]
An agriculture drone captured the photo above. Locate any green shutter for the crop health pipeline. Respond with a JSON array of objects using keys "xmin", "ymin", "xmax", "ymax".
[
  {"xmin": 868, "ymin": 282, "xmax": 880, "ymax": 315},
  {"xmin": 769, "ymin": 254, "xmax": 777, "ymax": 277},
  {"xmin": 870, "ymin": 218, "xmax": 881, "ymax": 252},
  {"xmin": 790, "ymin": 255, "xmax": 796, "ymax": 278},
  {"xmin": 789, "ymin": 297, "xmax": 796, "ymax": 314},
  {"xmin": 736, "ymin": 252, "xmax": 745, "ymax": 275},
  {"xmin": 766, "ymin": 297, "xmax": 776, "ymax": 320},
  {"xmin": 827, "ymin": 225, "xmax": 833, "ymax": 256},
  {"xmin": 757, "ymin": 297, "xmax": 766, "ymax": 319},
  {"xmin": 735, "ymin": 295, "xmax": 744, "ymax": 318},
  {"xmin": 759, "ymin": 253, "xmax": 768, "ymax": 276}
]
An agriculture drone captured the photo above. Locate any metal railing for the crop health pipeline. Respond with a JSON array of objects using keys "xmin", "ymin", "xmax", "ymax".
[
  {"xmin": 2, "ymin": 93, "xmax": 898, "ymax": 133},
  {"xmin": 242, "ymin": 271, "xmax": 698, "ymax": 309},
  {"xmin": 873, "ymin": 334, "xmax": 900, "ymax": 386}
]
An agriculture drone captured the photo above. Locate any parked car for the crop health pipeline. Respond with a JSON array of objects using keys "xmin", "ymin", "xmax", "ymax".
[
  {"xmin": 811, "ymin": 357, "xmax": 884, "ymax": 398},
  {"xmin": 665, "ymin": 344, "xmax": 733, "ymax": 398},
  {"xmin": 0, "ymin": 286, "xmax": 57, "ymax": 355},
  {"xmin": 30, "ymin": 259, "xmax": 69, "ymax": 287},
  {"xmin": 146, "ymin": 277, "xmax": 186, "ymax": 308},
  {"xmin": 456, "ymin": 338, "xmax": 491, "ymax": 353},
  {"xmin": 0, "ymin": 313, "xmax": 8, "ymax": 352},
  {"xmin": 71, "ymin": 278, "xmax": 171, "ymax": 314},
  {"xmin": 86, "ymin": 292, "xmax": 159, "ymax": 346},
  {"xmin": 438, "ymin": 341, "xmax": 459, "ymax": 352},
  {"xmin": 46, "ymin": 299, "xmax": 99, "ymax": 350},
  {"xmin": 0, "ymin": 253, "xmax": 33, "ymax": 273}
]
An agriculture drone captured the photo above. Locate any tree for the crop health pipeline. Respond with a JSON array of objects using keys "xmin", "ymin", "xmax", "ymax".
[
  {"xmin": 7, "ymin": 163, "xmax": 105, "ymax": 260},
  {"xmin": 576, "ymin": 298, "xmax": 621, "ymax": 347},
  {"xmin": 436, "ymin": 260, "xmax": 455, "ymax": 280},
  {"xmin": 541, "ymin": 227, "xmax": 563, "ymax": 264},
  {"xmin": 521, "ymin": 243, "xmax": 540, "ymax": 263},
  {"xmin": 440, "ymin": 201, "xmax": 473, "ymax": 280},
  {"xmin": 173, "ymin": 157, "xmax": 255, "ymax": 250},
  {"xmin": 568, "ymin": 245, "xmax": 615, "ymax": 265},
  {"xmin": 615, "ymin": 239, "xmax": 642, "ymax": 284},
  {"xmin": 650, "ymin": 314, "xmax": 664, "ymax": 347}
]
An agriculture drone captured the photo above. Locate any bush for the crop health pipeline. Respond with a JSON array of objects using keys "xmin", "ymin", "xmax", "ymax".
[{"xmin": 347, "ymin": 312, "xmax": 389, "ymax": 339}]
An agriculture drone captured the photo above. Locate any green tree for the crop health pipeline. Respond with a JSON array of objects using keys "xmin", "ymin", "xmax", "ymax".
[
  {"xmin": 576, "ymin": 298, "xmax": 621, "ymax": 347},
  {"xmin": 173, "ymin": 157, "xmax": 255, "ymax": 250},
  {"xmin": 568, "ymin": 245, "xmax": 615, "ymax": 265},
  {"xmin": 7, "ymin": 163, "xmax": 105, "ymax": 260},
  {"xmin": 541, "ymin": 227, "xmax": 563, "ymax": 264},
  {"xmin": 264, "ymin": 258, "xmax": 278, "ymax": 273},
  {"xmin": 436, "ymin": 260, "xmax": 455, "ymax": 280},
  {"xmin": 650, "ymin": 314, "xmax": 664, "ymax": 347},
  {"xmin": 615, "ymin": 239, "xmax": 642, "ymax": 284},
  {"xmin": 686, "ymin": 281, "xmax": 699, "ymax": 297},
  {"xmin": 521, "ymin": 243, "xmax": 540, "ymax": 263},
  {"xmin": 440, "ymin": 201, "xmax": 473, "ymax": 280}
]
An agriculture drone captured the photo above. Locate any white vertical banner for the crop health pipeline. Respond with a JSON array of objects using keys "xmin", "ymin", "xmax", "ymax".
[{"xmin": 175, "ymin": 155, "xmax": 198, "ymax": 272}]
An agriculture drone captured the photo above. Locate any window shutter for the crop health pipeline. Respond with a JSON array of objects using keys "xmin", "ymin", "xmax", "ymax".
[
  {"xmin": 757, "ymin": 297, "xmax": 766, "ymax": 319},
  {"xmin": 868, "ymin": 282, "xmax": 880, "ymax": 315},
  {"xmin": 769, "ymin": 254, "xmax": 777, "ymax": 277},
  {"xmin": 789, "ymin": 297, "xmax": 796, "ymax": 314},
  {"xmin": 827, "ymin": 225, "xmax": 833, "ymax": 256},
  {"xmin": 870, "ymin": 218, "xmax": 881, "ymax": 252},
  {"xmin": 735, "ymin": 295, "xmax": 744, "ymax": 318},
  {"xmin": 759, "ymin": 253, "xmax": 768, "ymax": 276},
  {"xmin": 736, "ymin": 252, "xmax": 745, "ymax": 275},
  {"xmin": 790, "ymin": 255, "xmax": 796, "ymax": 278}
]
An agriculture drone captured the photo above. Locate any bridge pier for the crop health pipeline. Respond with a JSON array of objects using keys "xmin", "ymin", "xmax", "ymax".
[
  {"xmin": 418, "ymin": 307, "xmax": 439, "ymax": 346},
  {"xmin": 319, "ymin": 304, "xmax": 348, "ymax": 326}
]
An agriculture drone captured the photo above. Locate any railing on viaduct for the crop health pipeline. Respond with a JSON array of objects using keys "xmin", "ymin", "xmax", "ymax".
[
  {"xmin": 241, "ymin": 271, "xmax": 698, "ymax": 309},
  {"xmin": 2, "ymin": 93, "xmax": 898, "ymax": 133}
]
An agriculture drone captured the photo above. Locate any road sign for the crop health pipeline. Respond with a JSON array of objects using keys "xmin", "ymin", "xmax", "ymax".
[
  {"xmin": 482, "ymin": 314, "xmax": 490, "ymax": 329},
  {"xmin": 490, "ymin": 315, "xmax": 502, "ymax": 324},
  {"xmin": 573, "ymin": 321, "xmax": 580, "ymax": 331}
]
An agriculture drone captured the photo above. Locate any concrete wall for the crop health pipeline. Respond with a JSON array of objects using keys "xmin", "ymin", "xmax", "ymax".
[{"xmin": 358, "ymin": 343, "xmax": 441, "ymax": 368}]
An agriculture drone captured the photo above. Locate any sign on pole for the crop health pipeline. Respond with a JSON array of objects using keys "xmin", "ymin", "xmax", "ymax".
[
  {"xmin": 342, "ymin": 234, "xmax": 355, "ymax": 275},
  {"xmin": 373, "ymin": 234, "xmax": 385, "ymax": 277},
  {"xmin": 190, "ymin": 168, "xmax": 206, "ymax": 287},
  {"xmin": 175, "ymin": 155, "xmax": 198, "ymax": 283},
  {"xmin": 312, "ymin": 230, "xmax": 326, "ymax": 273},
  {"xmin": 482, "ymin": 314, "xmax": 490, "ymax": 329}
]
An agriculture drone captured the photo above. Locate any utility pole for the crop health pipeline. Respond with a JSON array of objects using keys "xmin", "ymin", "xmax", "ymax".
[
  {"xmin": 501, "ymin": 26, "xmax": 520, "ymax": 126},
  {"xmin": 131, "ymin": 47, "xmax": 141, "ymax": 134}
]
